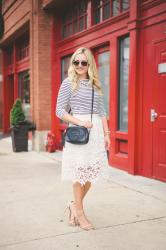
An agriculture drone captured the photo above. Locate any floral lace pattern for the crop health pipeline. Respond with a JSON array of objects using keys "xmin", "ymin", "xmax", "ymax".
[
  {"xmin": 61, "ymin": 114, "xmax": 109, "ymax": 185},
  {"xmin": 73, "ymin": 156, "xmax": 108, "ymax": 186}
]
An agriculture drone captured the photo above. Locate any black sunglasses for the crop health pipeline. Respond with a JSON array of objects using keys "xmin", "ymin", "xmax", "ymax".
[{"xmin": 73, "ymin": 60, "xmax": 88, "ymax": 67}]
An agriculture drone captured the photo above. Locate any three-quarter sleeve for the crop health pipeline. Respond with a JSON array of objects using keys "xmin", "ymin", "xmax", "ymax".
[
  {"xmin": 98, "ymin": 94, "xmax": 107, "ymax": 117},
  {"xmin": 56, "ymin": 78, "xmax": 72, "ymax": 119}
]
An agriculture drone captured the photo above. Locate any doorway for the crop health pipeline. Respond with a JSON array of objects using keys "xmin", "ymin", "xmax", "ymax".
[
  {"xmin": 142, "ymin": 39, "xmax": 166, "ymax": 182},
  {"xmin": 152, "ymin": 40, "xmax": 166, "ymax": 181}
]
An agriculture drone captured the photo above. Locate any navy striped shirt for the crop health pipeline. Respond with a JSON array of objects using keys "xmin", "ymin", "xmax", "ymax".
[{"xmin": 56, "ymin": 78, "xmax": 106, "ymax": 119}]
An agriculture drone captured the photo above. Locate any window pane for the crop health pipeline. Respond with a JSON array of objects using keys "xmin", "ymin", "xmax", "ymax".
[
  {"xmin": 61, "ymin": 56, "xmax": 71, "ymax": 81},
  {"xmin": 61, "ymin": 56, "xmax": 71, "ymax": 124},
  {"xmin": 16, "ymin": 38, "xmax": 29, "ymax": 61},
  {"xmin": 73, "ymin": 19, "xmax": 78, "ymax": 34},
  {"xmin": 79, "ymin": 17, "xmax": 84, "ymax": 31},
  {"xmin": 80, "ymin": 1, "xmax": 86, "ymax": 14},
  {"xmin": 93, "ymin": 0, "xmax": 128, "ymax": 26},
  {"xmin": 66, "ymin": 11, "xmax": 72, "ymax": 22},
  {"xmin": 98, "ymin": 51, "xmax": 110, "ymax": 118},
  {"xmin": 6, "ymin": 47, "xmax": 13, "ymax": 65},
  {"xmin": 18, "ymin": 70, "xmax": 30, "ymax": 120},
  {"xmin": 112, "ymin": 0, "xmax": 120, "ymax": 16},
  {"xmin": 103, "ymin": 1, "xmax": 110, "ymax": 20},
  {"xmin": 63, "ymin": 26, "xmax": 67, "ymax": 38},
  {"xmin": 94, "ymin": 7, "xmax": 100, "ymax": 24},
  {"xmin": 62, "ymin": 0, "xmax": 87, "ymax": 39},
  {"xmin": 68, "ymin": 23, "xmax": 73, "ymax": 36},
  {"xmin": 122, "ymin": 0, "xmax": 129, "ymax": 10},
  {"xmin": 118, "ymin": 36, "xmax": 130, "ymax": 132},
  {"xmin": 62, "ymin": 15, "xmax": 66, "ymax": 24},
  {"xmin": 94, "ymin": 0, "xmax": 101, "ymax": 6}
]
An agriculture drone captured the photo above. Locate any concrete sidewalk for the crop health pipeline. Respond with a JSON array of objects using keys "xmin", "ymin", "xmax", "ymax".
[{"xmin": 0, "ymin": 137, "xmax": 166, "ymax": 250}]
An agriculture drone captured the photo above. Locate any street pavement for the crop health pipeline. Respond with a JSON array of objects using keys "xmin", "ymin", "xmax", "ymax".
[{"xmin": 0, "ymin": 136, "xmax": 166, "ymax": 250}]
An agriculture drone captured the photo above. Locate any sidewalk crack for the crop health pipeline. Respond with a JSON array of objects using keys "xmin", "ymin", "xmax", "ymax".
[{"xmin": 0, "ymin": 215, "xmax": 166, "ymax": 248}]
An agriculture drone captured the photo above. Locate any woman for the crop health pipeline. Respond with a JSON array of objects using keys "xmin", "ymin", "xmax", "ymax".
[{"xmin": 56, "ymin": 47, "xmax": 110, "ymax": 230}]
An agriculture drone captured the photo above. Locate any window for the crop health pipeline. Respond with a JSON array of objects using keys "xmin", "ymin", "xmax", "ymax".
[
  {"xmin": 61, "ymin": 56, "xmax": 71, "ymax": 81},
  {"xmin": 93, "ymin": 0, "xmax": 129, "ymax": 24},
  {"xmin": 16, "ymin": 37, "xmax": 29, "ymax": 61},
  {"xmin": 98, "ymin": 50, "xmax": 110, "ymax": 118},
  {"xmin": 112, "ymin": 0, "xmax": 119, "ymax": 16},
  {"xmin": 6, "ymin": 47, "xmax": 13, "ymax": 65},
  {"xmin": 118, "ymin": 36, "xmax": 130, "ymax": 132},
  {"xmin": 62, "ymin": 0, "xmax": 87, "ymax": 39},
  {"xmin": 122, "ymin": 0, "xmax": 129, "ymax": 11},
  {"xmin": 18, "ymin": 70, "xmax": 30, "ymax": 120},
  {"xmin": 103, "ymin": 0, "xmax": 111, "ymax": 20},
  {"xmin": 60, "ymin": 56, "xmax": 71, "ymax": 125}
]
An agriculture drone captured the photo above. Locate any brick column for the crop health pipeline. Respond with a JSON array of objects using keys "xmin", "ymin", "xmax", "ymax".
[
  {"xmin": 0, "ymin": 50, "xmax": 3, "ymax": 131},
  {"xmin": 30, "ymin": 0, "xmax": 52, "ymax": 151}
]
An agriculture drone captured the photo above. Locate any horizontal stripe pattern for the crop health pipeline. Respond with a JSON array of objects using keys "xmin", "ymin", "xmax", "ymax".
[{"xmin": 56, "ymin": 78, "xmax": 106, "ymax": 119}]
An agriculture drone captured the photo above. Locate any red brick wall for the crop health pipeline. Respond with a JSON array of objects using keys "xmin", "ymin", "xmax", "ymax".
[
  {"xmin": 1, "ymin": 0, "xmax": 52, "ymax": 132},
  {"xmin": 2, "ymin": 0, "xmax": 16, "ymax": 14},
  {"xmin": 30, "ymin": 0, "xmax": 52, "ymax": 131},
  {"xmin": 2, "ymin": 0, "xmax": 31, "ymax": 41},
  {"xmin": 0, "ymin": 50, "xmax": 2, "ymax": 131}
]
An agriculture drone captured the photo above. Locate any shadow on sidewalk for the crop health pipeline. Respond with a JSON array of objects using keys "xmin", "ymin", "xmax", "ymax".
[{"xmin": 0, "ymin": 132, "xmax": 11, "ymax": 140}]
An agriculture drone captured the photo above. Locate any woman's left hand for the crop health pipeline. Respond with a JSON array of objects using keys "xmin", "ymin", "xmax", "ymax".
[{"xmin": 104, "ymin": 135, "xmax": 110, "ymax": 150}]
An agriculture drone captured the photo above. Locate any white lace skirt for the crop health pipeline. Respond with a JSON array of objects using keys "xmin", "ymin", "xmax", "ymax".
[{"xmin": 61, "ymin": 114, "xmax": 109, "ymax": 185}]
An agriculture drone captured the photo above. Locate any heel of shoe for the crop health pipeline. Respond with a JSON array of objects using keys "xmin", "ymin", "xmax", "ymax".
[
  {"xmin": 76, "ymin": 210, "xmax": 95, "ymax": 231},
  {"xmin": 70, "ymin": 201, "xmax": 80, "ymax": 226},
  {"xmin": 65, "ymin": 201, "xmax": 78, "ymax": 226}
]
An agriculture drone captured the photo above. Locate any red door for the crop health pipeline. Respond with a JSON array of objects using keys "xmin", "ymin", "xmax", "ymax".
[{"xmin": 152, "ymin": 41, "xmax": 166, "ymax": 181}]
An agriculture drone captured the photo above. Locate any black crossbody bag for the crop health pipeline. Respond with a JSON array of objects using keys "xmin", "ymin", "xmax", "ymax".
[{"xmin": 64, "ymin": 87, "xmax": 94, "ymax": 145}]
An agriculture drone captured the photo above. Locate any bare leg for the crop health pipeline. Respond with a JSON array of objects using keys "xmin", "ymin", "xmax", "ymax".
[
  {"xmin": 73, "ymin": 182, "xmax": 94, "ymax": 230},
  {"xmin": 83, "ymin": 181, "xmax": 91, "ymax": 199},
  {"xmin": 73, "ymin": 181, "xmax": 91, "ymax": 210},
  {"xmin": 73, "ymin": 182, "xmax": 84, "ymax": 210}
]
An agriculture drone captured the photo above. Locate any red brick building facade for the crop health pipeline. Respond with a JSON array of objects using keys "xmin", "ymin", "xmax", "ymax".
[
  {"xmin": 0, "ymin": 0, "xmax": 52, "ymax": 150},
  {"xmin": 0, "ymin": 0, "xmax": 166, "ymax": 182},
  {"xmin": 0, "ymin": 49, "xmax": 2, "ymax": 131}
]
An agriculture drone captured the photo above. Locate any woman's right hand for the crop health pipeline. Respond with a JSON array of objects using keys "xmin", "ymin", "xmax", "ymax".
[{"xmin": 79, "ymin": 120, "xmax": 93, "ymax": 128}]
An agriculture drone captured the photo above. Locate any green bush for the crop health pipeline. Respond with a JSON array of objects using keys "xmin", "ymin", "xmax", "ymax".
[{"xmin": 10, "ymin": 98, "xmax": 25, "ymax": 126}]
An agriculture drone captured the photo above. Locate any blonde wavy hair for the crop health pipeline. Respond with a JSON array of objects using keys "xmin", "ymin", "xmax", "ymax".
[{"xmin": 68, "ymin": 47, "xmax": 102, "ymax": 92}]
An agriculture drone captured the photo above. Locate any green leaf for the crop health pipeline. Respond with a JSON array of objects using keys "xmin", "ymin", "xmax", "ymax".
[{"xmin": 10, "ymin": 98, "xmax": 26, "ymax": 125}]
